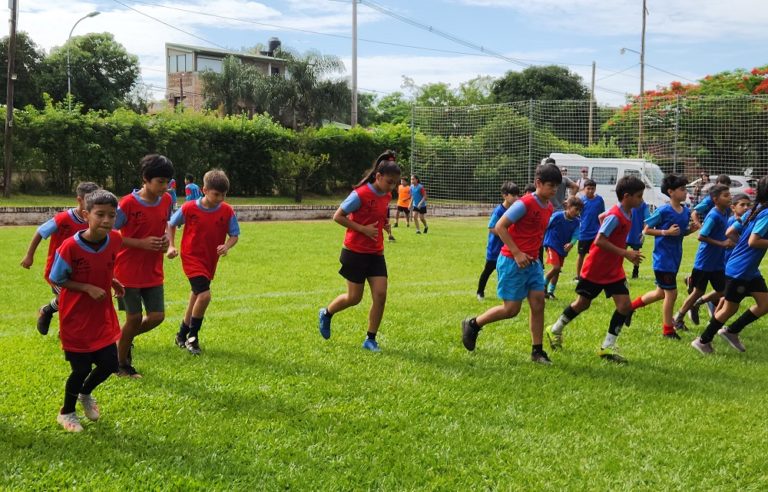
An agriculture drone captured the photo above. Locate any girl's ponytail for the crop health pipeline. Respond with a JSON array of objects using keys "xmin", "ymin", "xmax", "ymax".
[
  {"xmin": 355, "ymin": 150, "xmax": 399, "ymax": 187},
  {"xmin": 743, "ymin": 176, "xmax": 768, "ymax": 228}
]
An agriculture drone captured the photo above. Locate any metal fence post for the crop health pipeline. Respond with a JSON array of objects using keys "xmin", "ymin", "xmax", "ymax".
[
  {"xmin": 673, "ymin": 94, "xmax": 680, "ymax": 174},
  {"xmin": 528, "ymin": 99, "xmax": 534, "ymax": 184}
]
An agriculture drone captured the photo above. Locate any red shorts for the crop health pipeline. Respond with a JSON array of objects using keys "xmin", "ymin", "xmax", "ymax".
[{"xmin": 546, "ymin": 248, "xmax": 564, "ymax": 267}]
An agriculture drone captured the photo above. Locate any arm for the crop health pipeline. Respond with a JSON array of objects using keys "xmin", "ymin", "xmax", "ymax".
[
  {"xmin": 217, "ymin": 235, "xmax": 239, "ymax": 256},
  {"xmin": 748, "ymin": 234, "xmax": 768, "ymax": 249},
  {"xmin": 494, "ymin": 214, "xmax": 531, "ymax": 267},
  {"xmin": 595, "ymin": 234, "xmax": 643, "ymax": 265},
  {"xmin": 20, "ymin": 232, "xmax": 44, "ymax": 268},
  {"xmin": 166, "ymin": 225, "xmax": 179, "ymax": 259},
  {"xmin": 698, "ymin": 234, "xmax": 733, "ymax": 248},
  {"xmin": 333, "ymin": 207, "xmax": 378, "ymax": 239},
  {"xmin": 59, "ymin": 279, "xmax": 107, "ymax": 301}
]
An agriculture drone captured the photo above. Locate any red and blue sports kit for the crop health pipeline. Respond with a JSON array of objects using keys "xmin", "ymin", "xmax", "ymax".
[
  {"xmin": 496, "ymin": 193, "xmax": 553, "ymax": 301},
  {"xmin": 168, "ymin": 199, "xmax": 240, "ymax": 280},
  {"xmin": 543, "ymin": 210, "xmax": 580, "ymax": 267},
  {"xmin": 114, "ymin": 191, "xmax": 172, "ymax": 288},
  {"xmin": 581, "ymin": 205, "xmax": 633, "ymax": 285},
  {"xmin": 37, "ymin": 208, "xmax": 89, "ymax": 287},
  {"xmin": 48, "ymin": 231, "xmax": 123, "ymax": 353}
]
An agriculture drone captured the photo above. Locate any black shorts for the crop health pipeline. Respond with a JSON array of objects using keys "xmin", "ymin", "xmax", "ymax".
[
  {"xmin": 188, "ymin": 276, "xmax": 211, "ymax": 295},
  {"xmin": 690, "ymin": 268, "xmax": 726, "ymax": 293},
  {"xmin": 626, "ymin": 243, "xmax": 642, "ymax": 251},
  {"xmin": 339, "ymin": 248, "xmax": 388, "ymax": 284},
  {"xmin": 577, "ymin": 239, "xmax": 593, "ymax": 255},
  {"xmin": 654, "ymin": 270, "xmax": 678, "ymax": 290},
  {"xmin": 576, "ymin": 278, "xmax": 630, "ymax": 300},
  {"xmin": 64, "ymin": 343, "xmax": 119, "ymax": 374},
  {"xmin": 412, "ymin": 206, "xmax": 427, "ymax": 214},
  {"xmin": 397, "ymin": 206, "xmax": 410, "ymax": 214},
  {"xmin": 723, "ymin": 276, "xmax": 768, "ymax": 303}
]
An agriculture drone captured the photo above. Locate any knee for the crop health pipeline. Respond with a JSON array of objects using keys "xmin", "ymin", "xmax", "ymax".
[
  {"xmin": 574, "ymin": 297, "xmax": 592, "ymax": 311},
  {"xmin": 371, "ymin": 290, "xmax": 387, "ymax": 305},
  {"xmin": 146, "ymin": 312, "xmax": 165, "ymax": 326},
  {"xmin": 348, "ymin": 292, "xmax": 363, "ymax": 306},
  {"xmin": 198, "ymin": 290, "xmax": 212, "ymax": 303}
]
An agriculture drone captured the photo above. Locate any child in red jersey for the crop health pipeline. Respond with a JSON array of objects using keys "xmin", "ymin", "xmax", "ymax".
[
  {"xmin": 48, "ymin": 190, "xmax": 124, "ymax": 432},
  {"xmin": 461, "ymin": 163, "xmax": 562, "ymax": 365},
  {"xmin": 546, "ymin": 176, "xmax": 646, "ymax": 363},
  {"xmin": 21, "ymin": 182, "xmax": 100, "ymax": 335},
  {"xmin": 318, "ymin": 151, "xmax": 400, "ymax": 352},
  {"xmin": 113, "ymin": 154, "xmax": 175, "ymax": 378},
  {"xmin": 167, "ymin": 169, "xmax": 240, "ymax": 355}
]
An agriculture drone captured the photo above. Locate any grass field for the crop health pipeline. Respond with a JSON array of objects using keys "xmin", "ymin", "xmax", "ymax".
[
  {"xmin": 2, "ymin": 217, "xmax": 767, "ymax": 490},
  {"xmin": 0, "ymin": 194, "xmax": 343, "ymax": 208}
]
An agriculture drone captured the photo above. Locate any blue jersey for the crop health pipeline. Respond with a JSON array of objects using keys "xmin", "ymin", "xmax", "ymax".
[
  {"xmin": 723, "ymin": 215, "xmax": 743, "ymax": 264},
  {"xmin": 693, "ymin": 207, "xmax": 728, "ymax": 271},
  {"xmin": 627, "ymin": 201, "xmax": 650, "ymax": 246},
  {"xmin": 543, "ymin": 211, "xmax": 580, "ymax": 257},
  {"xmin": 578, "ymin": 194, "xmax": 605, "ymax": 240},
  {"xmin": 186, "ymin": 183, "xmax": 203, "ymax": 201},
  {"xmin": 410, "ymin": 184, "xmax": 426, "ymax": 208},
  {"xmin": 725, "ymin": 208, "xmax": 768, "ymax": 280},
  {"xmin": 485, "ymin": 203, "xmax": 509, "ymax": 261},
  {"xmin": 645, "ymin": 203, "xmax": 690, "ymax": 273},
  {"xmin": 694, "ymin": 196, "xmax": 714, "ymax": 218}
]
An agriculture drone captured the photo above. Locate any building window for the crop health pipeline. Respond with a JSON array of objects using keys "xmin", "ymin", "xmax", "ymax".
[
  {"xmin": 169, "ymin": 53, "xmax": 193, "ymax": 73},
  {"xmin": 271, "ymin": 66, "xmax": 280, "ymax": 76},
  {"xmin": 592, "ymin": 166, "xmax": 618, "ymax": 185},
  {"xmin": 198, "ymin": 56, "xmax": 223, "ymax": 73}
]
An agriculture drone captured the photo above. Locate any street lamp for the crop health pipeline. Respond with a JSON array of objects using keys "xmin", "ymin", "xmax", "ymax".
[{"xmin": 67, "ymin": 11, "xmax": 100, "ymax": 111}]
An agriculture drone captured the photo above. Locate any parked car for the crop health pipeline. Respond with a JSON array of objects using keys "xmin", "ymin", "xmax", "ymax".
[{"xmin": 686, "ymin": 175, "xmax": 757, "ymax": 205}]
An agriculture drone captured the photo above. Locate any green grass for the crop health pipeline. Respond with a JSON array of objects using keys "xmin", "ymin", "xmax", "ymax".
[
  {"xmin": 2, "ymin": 218, "xmax": 767, "ymax": 490},
  {"xmin": 0, "ymin": 194, "xmax": 344, "ymax": 208}
]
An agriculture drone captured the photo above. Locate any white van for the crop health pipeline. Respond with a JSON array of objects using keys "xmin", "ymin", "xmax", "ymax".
[{"xmin": 542, "ymin": 153, "xmax": 668, "ymax": 211}]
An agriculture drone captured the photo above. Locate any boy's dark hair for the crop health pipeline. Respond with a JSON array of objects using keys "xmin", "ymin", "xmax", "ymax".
[
  {"xmin": 615, "ymin": 176, "xmax": 645, "ymax": 201},
  {"xmin": 565, "ymin": 196, "xmax": 584, "ymax": 209},
  {"xmin": 708, "ymin": 183, "xmax": 729, "ymax": 200},
  {"xmin": 203, "ymin": 169, "xmax": 230, "ymax": 193},
  {"xmin": 544, "ymin": 157, "xmax": 556, "ymax": 165},
  {"xmin": 400, "ymin": 176, "xmax": 408, "ymax": 182},
  {"xmin": 583, "ymin": 179, "xmax": 596, "ymax": 188},
  {"xmin": 140, "ymin": 154, "xmax": 175, "ymax": 181},
  {"xmin": 715, "ymin": 174, "xmax": 732, "ymax": 186},
  {"xmin": 524, "ymin": 183, "xmax": 536, "ymax": 194},
  {"xmin": 84, "ymin": 189, "xmax": 118, "ymax": 211},
  {"xmin": 500, "ymin": 181, "xmax": 520, "ymax": 196},
  {"xmin": 535, "ymin": 163, "xmax": 563, "ymax": 186},
  {"xmin": 660, "ymin": 173, "xmax": 688, "ymax": 197},
  {"xmin": 75, "ymin": 182, "xmax": 100, "ymax": 198},
  {"xmin": 731, "ymin": 193, "xmax": 750, "ymax": 204},
  {"xmin": 185, "ymin": 173, "xmax": 195, "ymax": 182}
]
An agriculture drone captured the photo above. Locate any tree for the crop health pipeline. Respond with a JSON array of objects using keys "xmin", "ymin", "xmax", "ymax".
[
  {"xmin": 41, "ymin": 32, "xmax": 140, "ymax": 111},
  {"xmin": 0, "ymin": 31, "xmax": 46, "ymax": 108},
  {"xmin": 199, "ymin": 55, "xmax": 261, "ymax": 115},
  {"xmin": 457, "ymin": 75, "xmax": 494, "ymax": 106},
  {"xmin": 492, "ymin": 65, "xmax": 589, "ymax": 103},
  {"xmin": 372, "ymin": 91, "xmax": 411, "ymax": 125}
]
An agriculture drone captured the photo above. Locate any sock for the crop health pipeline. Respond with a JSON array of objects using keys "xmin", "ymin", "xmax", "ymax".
[
  {"xmin": 602, "ymin": 333, "xmax": 618, "ymax": 349},
  {"xmin": 469, "ymin": 317, "xmax": 481, "ymax": 330},
  {"xmin": 700, "ymin": 318, "xmax": 725, "ymax": 344},
  {"xmin": 42, "ymin": 304, "xmax": 56, "ymax": 315},
  {"xmin": 189, "ymin": 317, "xmax": 204, "ymax": 339},
  {"xmin": 631, "ymin": 297, "xmax": 646, "ymax": 311},
  {"xmin": 545, "ymin": 281, "xmax": 550, "ymax": 292},
  {"xmin": 49, "ymin": 297, "xmax": 59, "ymax": 312},
  {"xmin": 608, "ymin": 310, "xmax": 627, "ymax": 336},
  {"xmin": 549, "ymin": 282, "xmax": 557, "ymax": 294},
  {"xmin": 662, "ymin": 323, "xmax": 675, "ymax": 335},
  {"xmin": 324, "ymin": 307, "xmax": 334, "ymax": 317},
  {"xmin": 366, "ymin": 331, "xmax": 377, "ymax": 340},
  {"xmin": 632, "ymin": 265, "xmax": 639, "ymax": 276},
  {"xmin": 551, "ymin": 306, "xmax": 579, "ymax": 334},
  {"xmin": 532, "ymin": 343, "xmax": 543, "ymax": 354},
  {"xmin": 693, "ymin": 298, "xmax": 704, "ymax": 308},
  {"xmin": 727, "ymin": 310, "xmax": 759, "ymax": 334},
  {"xmin": 179, "ymin": 321, "xmax": 190, "ymax": 338}
]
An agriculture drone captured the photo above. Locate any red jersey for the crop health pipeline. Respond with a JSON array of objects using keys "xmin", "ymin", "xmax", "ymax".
[
  {"xmin": 501, "ymin": 193, "xmax": 553, "ymax": 259},
  {"xmin": 37, "ymin": 208, "xmax": 89, "ymax": 284},
  {"xmin": 48, "ymin": 231, "xmax": 122, "ymax": 353},
  {"xmin": 172, "ymin": 199, "xmax": 239, "ymax": 280},
  {"xmin": 114, "ymin": 191, "xmax": 172, "ymax": 288},
  {"xmin": 581, "ymin": 204, "xmax": 633, "ymax": 284},
  {"xmin": 343, "ymin": 183, "xmax": 391, "ymax": 255}
]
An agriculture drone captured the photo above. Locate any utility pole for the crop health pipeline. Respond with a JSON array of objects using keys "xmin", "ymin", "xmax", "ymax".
[
  {"xmin": 351, "ymin": 0, "xmax": 358, "ymax": 127},
  {"xmin": 179, "ymin": 74, "xmax": 184, "ymax": 111},
  {"xmin": 3, "ymin": 0, "xmax": 19, "ymax": 198},
  {"xmin": 588, "ymin": 61, "xmax": 595, "ymax": 145},
  {"xmin": 638, "ymin": 0, "xmax": 647, "ymax": 156}
]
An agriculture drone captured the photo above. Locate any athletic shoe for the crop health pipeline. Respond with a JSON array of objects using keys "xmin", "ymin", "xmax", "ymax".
[
  {"xmin": 663, "ymin": 331, "xmax": 682, "ymax": 340},
  {"xmin": 476, "ymin": 293, "xmax": 484, "ymax": 302},
  {"xmin": 78, "ymin": 393, "xmax": 100, "ymax": 421},
  {"xmin": 185, "ymin": 336, "xmax": 202, "ymax": 355},
  {"xmin": 424, "ymin": 226, "xmax": 429, "ymax": 234},
  {"xmin": 689, "ymin": 304, "xmax": 701, "ymax": 325},
  {"xmin": 531, "ymin": 350, "xmax": 552, "ymax": 365},
  {"xmin": 57, "ymin": 412, "xmax": 83, "ymax": 432},
  {"xmin": 624, "ymin": 309, "xmax": 634, "ymax": 327},
  {"xmin": 393, "ymin": 223, "xmax": 398, "ymax": 228},
  {"xmin": 718, "ymin": 327, "xmax": 746, "ymax": 352},
  {"xmin": 117, "ymin": 364, "xmax": 142, "ymax": 379},
  {"xmin": 37, "ymin": 305, "xmax": 53, "ymax": 335},
  {"xmin": 546, "ymin": 327, "xmax": 563, "ymax": 351},
  {"xmin": 598, "ymin": 346, "xmax": 627, "ymax": 364},
  {"xmin": 362, "ymin": 339, "xmax": 381, "ymax": 352},
  {"xmin": 691, "ymin": 337, "xmax": 715, "ymax": 355},
  {"xmin": 546, "ymin": 292, "xmax": 556, "ymax": 300},
  {"xmin": 674, "ymin": 319, "xmax": 689, "ymax": 332},
  {"xmin": 318, "ymin": 308, "xmax": 332, "ymax": 340},
  {"xmin": 174, "ymin": 333, "xmax": 186, "ymax": 348},
  {"xmin": 461, "ymin": 319, "xmax": 481, "ymax": 351},
  {"xmin": 388, "ymin": 236, "xmax": 396, "ymax": 242},
  {"xmin": 416, "ymin": 231, "xmax": 422, "ymax": 235}
]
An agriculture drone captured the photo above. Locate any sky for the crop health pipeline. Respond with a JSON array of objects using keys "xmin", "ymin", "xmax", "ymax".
[{"xmin": 7, "ymin": 0, "xmax": 768, "ymax": 106}]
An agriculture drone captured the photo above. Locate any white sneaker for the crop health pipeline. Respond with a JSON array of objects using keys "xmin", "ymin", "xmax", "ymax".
[
  {"xmin": 78, "ymin": 393, "xmax": 100, "ymax": 421},
  {"xmin": 57, "ymin": 412, "xmax": 83, "ymax": 432}
]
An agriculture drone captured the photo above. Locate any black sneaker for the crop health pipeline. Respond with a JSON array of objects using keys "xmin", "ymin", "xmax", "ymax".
[
  {"xmin": 185, "ymin": 337, "xmax": 202, "ymax": 355},
  {"xmin": 461, "ymin": 319, "xmax": 481, "ymax": 351},
  {"xmin": 624, "ymin": 309, "xmax": 634, "ymax": 327},
  {"xmin": 393, "ymin": 223, "xmax": 398, "ymax": 228},
  {"xmin": 674, "ymin": 319, "xmax": 689, "ymax": 332},
  {"xmin": 663, "ymin": 331, "xmax": 682, "ymax": 340},
  {"xmin": 631, "ymin": 267, "xmax": 639, "ymax": 279},
  {"xmin": 531, "ymin": 350, "xmax": 552, "ymax": 365},
  {"xmin": 424, "ymin": 226, "xmax": 429, "ymax": 234},
  {"xmin": 117, "ymin": 364, "xmax": 142, "ymax": 378},
  {"xmin": 689, "ymin": 303, "xmax": 701, "ymax": 325},
  {"xmin": 174, "ymin": 333, "xmax": 187, "ymax": 348},
  {"xmin": 37, "ymin": 305, "xmax": 54, "ymax": 335}
]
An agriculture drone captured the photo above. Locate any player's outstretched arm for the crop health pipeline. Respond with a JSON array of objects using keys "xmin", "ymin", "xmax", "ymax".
[{"xmin": 20, "ymin": 232, "xmax": 43, "ymax": 268}]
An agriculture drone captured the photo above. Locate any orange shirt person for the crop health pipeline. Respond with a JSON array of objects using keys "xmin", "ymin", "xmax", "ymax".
[{"xmin": 394, "ymin": 177, "xmax": 412, "ymax": 228}]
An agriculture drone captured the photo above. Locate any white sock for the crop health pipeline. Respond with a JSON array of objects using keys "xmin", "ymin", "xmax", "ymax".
[
  {"xmin": 551, "ymin": 314, "xmax": 570, "ymax": 335},
  {"xmin": 602, "ymin": 333, "xmax": 617, "ymax": 349}
]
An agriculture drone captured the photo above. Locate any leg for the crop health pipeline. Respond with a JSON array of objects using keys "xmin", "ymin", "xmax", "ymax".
[
  {"xmin": 63, "ymin": 354, "xmax": 91, "ymax": 414},
  {"xmin": 661, "ymin": 289, "xmax": 678, "ymax": 336},
  {"xmin": 475, "ymin": 300, "xmax": 522, "ymax": 327},
  {"xmin": 366, "ymin": 276, "xmax": 388, "ymax": 334},
  {"xmin": 528, "ymin": 290, "xmax": 546, "ymax": 346},
  {"xmin": 698, "ymin": 299, "xmax": 741, "ymax": 344},
  {"xmin": 183, "ymin": 292, "xmax": 197, "ymax": 327},
  {"xmin": 81, "ymin": 344, "xmax": 119, "ymax": 396},
  {"xmin": 413, "ymin": 212, "xmax": 421, "ymax": 232},
  {"xmin": 676, "ymin": 288, "xmax": 705, "ymax": 321},
  {"xmin": 188, "ymin": 290, "xmax": 211, "ymax": 340},
  {"xmin": 118, "ymin": 312, "xmax": 142, "ymax": 366},
  {"xmin": 575, "ymin": 253, "xmax": 585, "ymax": 278},
  {"xmin": 327, "ymin": 281, "xmax": 365, "ymax": 315},
  {"xmin": 477, "ymin": 260, "xmax": 496, "ymax": 297}
]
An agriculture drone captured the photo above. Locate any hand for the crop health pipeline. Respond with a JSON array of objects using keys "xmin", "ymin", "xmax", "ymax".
[
  {"xmin": 85, "ymin": 285, "xmax": 107, "ymax": 301},
  {"xmin": 216, "ymin": 244, "xmax": 229, "ymax": 256},
  {"xmin": 20, "ymin": 255, "xmax": 33, "ymax": 269},
  {"xmin": 360, "ymin": 222, "xmax": 379, "ymax": 240},
  {"xmin": 723, "ymin": 239, "xmax": 735, "ymax": 249},
  {"xmin": 112, "ymin": 279, "xmax": 125, "ymax": 298},
  {"xmin": 688, "ymin": 221, "xmax": 700, "ymax": 233},
  {"xmin": 166, "ymin": 246, "xmax": 179, "ymax": 259},
  {"xmin": 665, "ymin": 224, "xmax": 681, "ymax": 237},
  {"xmin": 513, "ymin": 251, "xmax": 534, "ymax": 268},
  {"xmin": 564, "ymin": 243, "xmax": 573, "ymax": 252},
  {"xmin": 625, "ymin": 249, "xmax": 644, "ymax": 266},
  {"xmin": 141, "ymin": 236, "xmax": 167, "ymax": 251}
]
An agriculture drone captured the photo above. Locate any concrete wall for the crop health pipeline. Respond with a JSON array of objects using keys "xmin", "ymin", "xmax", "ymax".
[{"xmin": 0, "ymin": 204, "xmax": 494, "ymax": 226}]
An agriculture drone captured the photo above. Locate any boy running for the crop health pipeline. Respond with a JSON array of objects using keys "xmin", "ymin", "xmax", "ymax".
[
  {"xmin": 543, "ymin": 196, "xmax": 582, "ymax": 300},
  {"xmin": 461, "ymin": 163, "xmax": 562, "ymax": 365},
  {"xmin": 626, "ymin": 200, "xmax": 650, "ymax": 279},
  {"xmin": 575, "ymin": 179, "xmax": 605, "ymax": 279},
  {"xmin": 167, "ymin": 170, "xmax": 240, "ymax": 355},
  {"xmin": 476, "ymin": 181, "xmax": 520, "ymax": 301}
]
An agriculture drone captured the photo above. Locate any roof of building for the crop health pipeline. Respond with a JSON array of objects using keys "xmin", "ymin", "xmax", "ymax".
[{"xmin": 165, "ymin": 42, "xmax": 285, "ymax": 63}]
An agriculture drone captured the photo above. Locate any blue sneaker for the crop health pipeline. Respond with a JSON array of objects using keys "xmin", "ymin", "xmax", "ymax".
[
  {"xmin": 362, "ymin": 338, "xmax": 381, "ymax": 352},
  {"xmin": 318, "ymin": 308, "xmax": 332, "ymax": 339}
]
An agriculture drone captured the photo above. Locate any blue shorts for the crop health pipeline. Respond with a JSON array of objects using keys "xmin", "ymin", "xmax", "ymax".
[{"xmin": 496, "ymin": 255, "xmax": 545, "ymax": 301}]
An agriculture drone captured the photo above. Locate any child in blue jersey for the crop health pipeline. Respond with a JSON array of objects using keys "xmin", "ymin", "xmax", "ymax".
[
  {"xmin": 544, "ymin": 196, "xmax": 583, "ymax": 299},
  {"xmin": 626, "ymin": 200, "xmax": 650, "ymax": 279},
  {"xmin": 672, "ymin": 185, "xmax": 733, "ymax": 330},
  {"xmin": 627, "ymin": 174, "xmax": 699, "ymax": 339},
  {"xmin": 410, "ymin": 175, "xmax": 428, "ymax": 234},
  {"xmin": 692, "ymin": 177, "xmax": 768, "ymax": 354},
  {"xmin": 575, "ymin": 180, "xmax": 604, "ymax": 279},
  {"xmin": 690, "ymin": 174, "xmax": 732, "ymax": 228},
  {"xmin": 476, "ymin": 181, "xmax": 520, "ymax": 301},
  {"xmin": 185, "ymin": 174, "xmax": 203, "ymax": 202}
]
